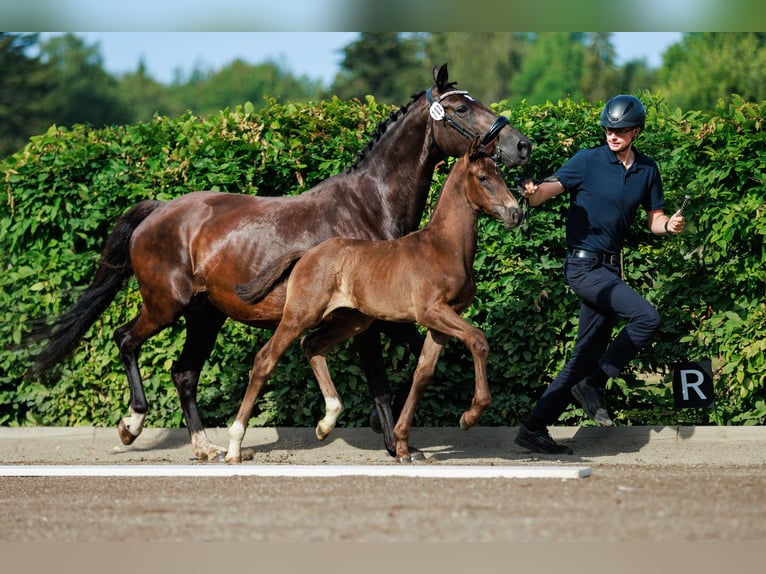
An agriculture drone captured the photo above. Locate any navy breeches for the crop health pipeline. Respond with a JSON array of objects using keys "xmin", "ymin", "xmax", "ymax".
[{"xmin": 531, "ymin": 255, "xmax": 661, "ymax": 425}]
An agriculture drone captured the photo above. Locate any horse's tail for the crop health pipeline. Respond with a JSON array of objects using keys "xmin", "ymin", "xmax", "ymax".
[
  {"xmin": 234, "ymin": 250, "xmax": 305, "ymax": 304},
  {"xmin": 27, "ymin": 200, "xmax": 162, "ymax": 377}
]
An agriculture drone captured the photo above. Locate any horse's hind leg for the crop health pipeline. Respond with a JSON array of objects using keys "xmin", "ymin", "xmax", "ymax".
[
  {"xmin": 353, "ymin": 325, "xmax": 395, "ymax": 435},
  {"xmin": 226, "ymin": 322, "xmax": 304, "ymax": 464},
  {"xmin": 114, "ymin": 321, "xmax": 146, "ymax": 445},
  {"xmin": 302, "ymin": 313, "xmax": 375, "ymax": 441},
  {"xmin": 114, "ymin": 312, "xmax": 168, "ymax": 445},
  {"xmin": 357, "ymin": 321, "xmax": 424, "ymax": 457},
  {"xmin": 173, "ymin": 303, "xmax": 227, "ymax": 461}
]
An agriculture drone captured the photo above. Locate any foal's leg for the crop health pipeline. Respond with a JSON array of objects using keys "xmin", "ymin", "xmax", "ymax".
[
  {"xmin": 172, "ymin": 303, "xmax": 227, "ymax": 461},
  {"xmin": 393, "ymin": 330, "xmax": 447, "ymax": 463},
  {"xmin": 456, "ymin": 321, "xmax": 492, "ymax": 430},
  {"xmin": 225, "ymin": 322, "xmax": 304, "ymax": 464},
  {"xmin": 356, "ymin": 321, "xmax": 424, "ymax": 455},
  {"xmin": 302, "ymin": 313, "xmax": 375, "ymax": 441},
  {"xmin": 420, "ymin": 306, "xmax": 492, "ymax": 430},
  {"xmin": 379, "ymin": 321, "xmax": 425, "ymax": 419}
]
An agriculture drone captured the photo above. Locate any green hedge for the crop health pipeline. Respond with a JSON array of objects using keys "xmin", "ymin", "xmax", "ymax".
[{"xmin": 1, "ymin": 93, "xmax": 764, "ymax": 430}]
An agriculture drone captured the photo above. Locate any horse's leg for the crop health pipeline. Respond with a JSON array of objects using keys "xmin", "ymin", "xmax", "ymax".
[
  {"xmin": 455, "ymin": 321, "xmax": 492, "ymax": 430},
  {"xmin": 420, "ymin": 306, "xmax": 493, "ymax": 430},
  {"xmin": 114, "ymin": 318, "xmax": 147, "ymax": 445},
  {"xmin": 353, "ymin": 322, "xmax": 416, "ymax": 459},
  {"xmin": 353, "ymin": 324, "xmax": 395, "ymax": 437},
  {"xmin": 393, "ymin": 330, "xmax": 447, "ymax": 463},
  {"xmin": 225, "ymin": 322, "xmax": 304, "ymax": 464},
  {"xmin": 113, "ymin": 311, "xmax": 171, "ymax": 445},
  {"xmin": 301, "ymin": 314, "xmax": 375, "ymax": 442},
  {"xmin": 172, "ymin": 303, "xmax": 227, "ymax": 461},
  {"xmin": 378, "ymin": 321, "xmax": 424, "ymax": 419}
]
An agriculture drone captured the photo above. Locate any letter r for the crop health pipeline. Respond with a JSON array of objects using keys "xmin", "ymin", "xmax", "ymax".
[{"xmin": 680, "ymin": 369, "xmax": 706, "ymax": 401}]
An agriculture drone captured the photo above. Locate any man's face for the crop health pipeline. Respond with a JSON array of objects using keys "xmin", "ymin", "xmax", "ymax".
[{"xmin": 604, "ymin": 126, "xmax": 639, "ymax": 153}]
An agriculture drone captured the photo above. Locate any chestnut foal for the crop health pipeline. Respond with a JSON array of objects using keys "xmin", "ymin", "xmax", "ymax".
[{"xmin": 228, "ymin": 135, "xmax": 522, "ymax": 463}]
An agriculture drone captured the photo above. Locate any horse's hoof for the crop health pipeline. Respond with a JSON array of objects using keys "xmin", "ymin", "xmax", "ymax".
[
  {"xmin": 396, "ymin": 455, "xmax": 413, "ymax": 464},
  {"xmin": 459, "ymin": 413, "xmax": 473, "ymax": 431},
  {"xmin": 315, "ymin": 426, "xmax": 331, "ymax": 441},
  {"xmin": 117, "ymin": 420, "xmax": 138, "ymax": 445},
  {"xmin": 194, "ymin": 444, "xmax": 227, "ymax": 462},
  {"xmin": 224, "ymin": 455, "xmax": 242, "ymax": 464},
  {"xmin": 207, "ymin": 450, "xmax": 227, "ymax": 463}
]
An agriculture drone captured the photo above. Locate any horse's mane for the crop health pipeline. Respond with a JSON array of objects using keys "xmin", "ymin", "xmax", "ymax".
[{"xmin": 344, "ymin": 82, "xmax": 458, "ymax": 174}]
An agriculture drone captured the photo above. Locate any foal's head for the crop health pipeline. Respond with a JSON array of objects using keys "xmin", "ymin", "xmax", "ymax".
[{"xmin": 463, "ymin": 136, "xmax": 523, "ymax": 229}]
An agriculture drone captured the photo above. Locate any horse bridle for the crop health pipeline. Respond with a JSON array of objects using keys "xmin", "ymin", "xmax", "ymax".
[
  {"xmin": 426, "ymin": 88, "xmax": 509, "ymax": 161},
  {"xmin": 426, "ymin": 87, "xmax": 528, "ymax": 233}
]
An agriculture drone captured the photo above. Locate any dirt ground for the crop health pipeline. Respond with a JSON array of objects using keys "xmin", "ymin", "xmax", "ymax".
[{"xmin": 1, "ymin": 425, "xmax": 764, "ymax": 554}]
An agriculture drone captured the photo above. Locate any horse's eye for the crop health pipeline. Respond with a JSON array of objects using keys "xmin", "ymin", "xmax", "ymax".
[
  {"xmin": 456, "ymin": 104, "xmax": 468, "ymax": 114},
  {"xmin": 478, "ymin": 175, "xmax": 488, "ymax": 184}
]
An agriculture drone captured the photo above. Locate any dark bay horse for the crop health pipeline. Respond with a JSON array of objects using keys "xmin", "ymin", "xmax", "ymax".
[
  {"xmin": 30, "ymin": 64, "xmax": 531, "ymax": 461},
  {"xmin": 227, "ymin": 135, "xmax": 521, "ymax": 463}
]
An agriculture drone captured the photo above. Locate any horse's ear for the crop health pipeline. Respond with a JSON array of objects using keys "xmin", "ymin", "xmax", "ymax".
[
  {"xmin": 469, "ymin": 135, "xmax": 482, "ymax": 161},
  {"xmin": 433, "ymin": 63, "xmax": 449, "ymax": 90}
]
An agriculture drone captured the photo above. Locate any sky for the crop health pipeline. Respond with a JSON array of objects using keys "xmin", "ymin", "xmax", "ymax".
[{"xmin": 39, "ymin": 32, "xmax": 684, "ymax": 87}]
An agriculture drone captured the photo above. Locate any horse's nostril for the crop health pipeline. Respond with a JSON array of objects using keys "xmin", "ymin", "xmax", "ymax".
[
  {"xmin": 505, "ymin": 207, "xmax": 522, "ymax": 228},
  {"xmin": 518, "ymin": 139, "xmax": 531, "ymax": 158}
]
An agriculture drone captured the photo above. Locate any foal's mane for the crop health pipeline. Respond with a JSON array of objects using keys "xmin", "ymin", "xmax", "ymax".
[{"xmin": 344, "ymin": 82, "xmax": 458, "ymax": 174}]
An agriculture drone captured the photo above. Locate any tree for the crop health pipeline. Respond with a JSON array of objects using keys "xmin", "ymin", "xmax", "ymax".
[
  {"xmin": 618, "ymin": 60, "xmax": 657, "ymax": 98},
  {"xmin": 511, "ymin": 33, "xmax": 587, "ymax": 105},
  {"xmin": 331, "ymin": 33, "xmax": 427, "ymax": 104},
  {"xmin": 39, "ymin": 33, "xmax": 131, "ymax": 128},
  {"xmin": 580, "ymin": 32, "xmax": 620, "ymax": 102},
  {"xmin": 426, "ymin": 33, "xmax": 530, "ymax": 103},
  {"xmin": 174, "ymin": 59, "xmax": 324, "ymax": 116},
  {"xmin": 657, "ymin": 33, "xmax": 766, "ymax": 110},
  {"xmin": 116, "ymin": 58, "xmax": 184, "ymax": 122},
  {"xmin": 0, "ymin": 33, "xmax": 53, "ymax": 158}
]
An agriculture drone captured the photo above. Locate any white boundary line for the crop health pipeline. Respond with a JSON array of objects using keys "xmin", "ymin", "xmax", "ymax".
[{"xmin": 0, "ymin": 464, "xmax": 591, "ymax": 479}]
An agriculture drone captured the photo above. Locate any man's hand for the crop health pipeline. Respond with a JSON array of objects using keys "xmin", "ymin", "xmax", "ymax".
[
  {"xmin": 666, "ymin": 210, "xmax": 686, "ymax": 234},
  {"xmin": 521, "ymin": 178, "xmax": 538, "ymax": 197}
]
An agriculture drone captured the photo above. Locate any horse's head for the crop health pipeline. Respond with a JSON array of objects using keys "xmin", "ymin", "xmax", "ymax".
[
  {"xmin": 465, "ymin": 136, "xmax": 523, "ymax": 229},
  {"xmin": 427, "ymin": 63, "xmax": 532, "ymax": 170}
]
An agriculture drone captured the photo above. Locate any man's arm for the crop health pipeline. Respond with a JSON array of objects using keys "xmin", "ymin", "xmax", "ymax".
[
  {"xmin": 523, "ymin": 178, "xmax": 566, "ymax": 207},
  {"xmin": 648, "ymin": 209, "xmax": 685, "ymax": 235}
]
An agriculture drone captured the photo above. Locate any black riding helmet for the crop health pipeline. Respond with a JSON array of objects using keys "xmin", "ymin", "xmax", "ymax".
[{"xmin": 600, "ymin": 95, "xmax": 646, "ymax": 130}]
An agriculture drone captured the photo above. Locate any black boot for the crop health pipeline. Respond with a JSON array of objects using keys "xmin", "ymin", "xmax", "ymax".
[
  {"xmin": 571, "ymin": 379, "xmax": 613, "ymax": 426},
  {"xmin": 514, "ymin": 424, "xmax": 573, "ymax": 455}
]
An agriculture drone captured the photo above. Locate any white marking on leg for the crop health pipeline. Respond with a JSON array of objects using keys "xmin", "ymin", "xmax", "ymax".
[
  {"xmin": 190, "ymin": 431, "xmax": 225, "ymax": 461},
  {"xmin": 121, "ymin": 408, "xmax": 145, "ymax": 438},
  {"xmin": 226, "ymin": 421, "xmax": 245, "ymax": 462},
  {"xmin": 316, "ymin": 396, "xmax": 343, "ymax": 440}
]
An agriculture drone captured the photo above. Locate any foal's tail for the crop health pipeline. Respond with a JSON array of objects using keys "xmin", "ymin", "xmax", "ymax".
[
  {"xmin": 235, "ymin": 250, "xmax": 305, "ymax": 304},
  {"xmin": 27, "ymin": 200, "xmax": 162, "ymax": 376}
]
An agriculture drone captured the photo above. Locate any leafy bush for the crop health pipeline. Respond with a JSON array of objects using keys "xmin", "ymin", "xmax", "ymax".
[{"xmin": 1, "ymin": 93, "xmax": 764, "ymax": 430}]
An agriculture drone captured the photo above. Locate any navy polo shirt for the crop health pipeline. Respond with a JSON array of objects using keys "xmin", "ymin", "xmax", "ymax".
[{"xmin": 553, "ymin": 144, "xmax": 665, "ymax": 254}]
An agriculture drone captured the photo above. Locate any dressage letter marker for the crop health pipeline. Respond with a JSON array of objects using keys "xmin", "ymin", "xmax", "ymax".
[
  {"xmin": 673, "ymin": 360, "xmax": 715, "ymax": 408},
  {"xmin": 0, "ymin": 464, "xmax": 591, "ymax": 479}
]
